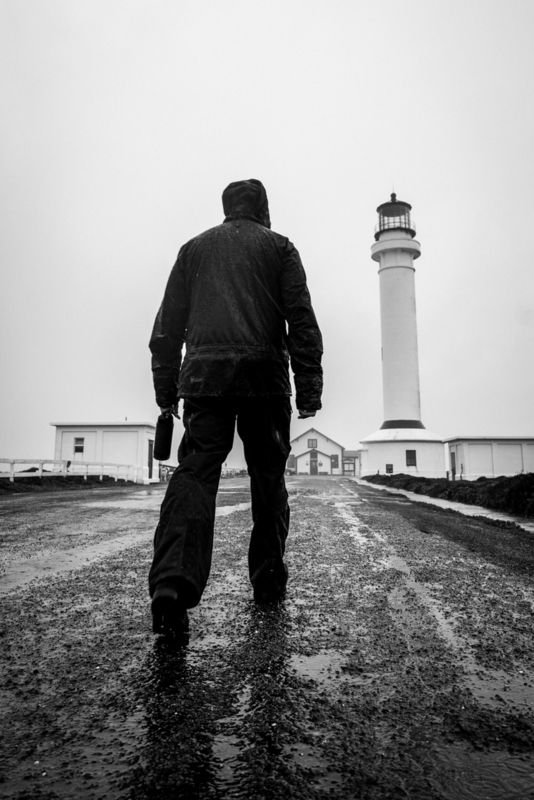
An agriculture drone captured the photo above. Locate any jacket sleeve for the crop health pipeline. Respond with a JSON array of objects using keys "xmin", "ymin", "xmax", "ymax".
[
  {"xmin": 280, "ymin": 240, "xmax": 323, "ymax": 410},
  {"xmin": 149, "ymin": 248, "xmax": 189, "ymax": 408}
]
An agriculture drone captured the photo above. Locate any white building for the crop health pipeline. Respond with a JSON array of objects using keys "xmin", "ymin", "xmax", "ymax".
[
  {"xmin": 446, "ymin": 437, "xmax": 534, "ymax": 480},
  {"xmin": 51, "ymin": 422, "xmax": 157, "ymax": 484},
  {"xmin": 342, "ymin": 450, "xmax": 359, "ymax": 476},
  {"xmin": 289, "ymin": 428, "xmax": 343, "ymax": 475},
  {"xmin": 357, "ymin": 430, "xmax": 447, "ymax": 479},
  {"xmin": 359, "ymin": 194, "xmax": 445, "ymax": 478}
]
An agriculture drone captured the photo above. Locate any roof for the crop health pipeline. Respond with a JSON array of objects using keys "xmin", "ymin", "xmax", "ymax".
[
  {"xmin": 290, "ymin": 427, "xmax": 344, "ymax": 450},
  {"xmin": 50, "ymin": 422, "xmax": 156, "ymax": 429},
  {"xmin": 444, "ymin": 436, "xmax": 534, "ymax": 443},
  {"xmin": 343, "ymin": 450, "xmax": 360, "ymax": 458},
  {"xmin": 360, "ymin": 427, "xmax": 443, "ymax": 443},
  {"xmin": 295, "ymin": 449, "xmax": 336, "ymax": 459}
]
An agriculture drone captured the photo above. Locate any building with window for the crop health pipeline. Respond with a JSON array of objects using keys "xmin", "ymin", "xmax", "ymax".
[
  {"xmin": 355, "ymin": 429, "xmax": 446, "ymax": 479},
  {"xmin": 51, "ymin": 421, "xmax": 157, "ymax": 484},
  {"xmin": 289, "ymin": 428, "xmax": 344, "ymax": 475},
  {"xmin": 445, "ymin": 437, "xmax": 534, "ymax": 480}
]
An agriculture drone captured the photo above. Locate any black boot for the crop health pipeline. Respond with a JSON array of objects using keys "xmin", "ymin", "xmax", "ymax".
[
  {"xmin": 151, "ymin": 583, "xmax": 190, "ymax": 635},
  {"xmin": 251, "ymin": 563, "xmax": 288, "ymax": 604}
]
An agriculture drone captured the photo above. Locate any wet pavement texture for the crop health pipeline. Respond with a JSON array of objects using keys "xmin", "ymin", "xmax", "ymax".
[
  {"xmin": 356, "ymin": 479, "xmax": 534, "ymax": 535},
  {"xmin": 1, "ymin": 476, "xmax": 534, "ymax": 799}
]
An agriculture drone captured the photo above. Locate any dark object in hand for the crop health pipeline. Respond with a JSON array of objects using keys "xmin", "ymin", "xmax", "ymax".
[{"xmin": 154, "ymin": 414, "xmax": 174, "ymax": 461}]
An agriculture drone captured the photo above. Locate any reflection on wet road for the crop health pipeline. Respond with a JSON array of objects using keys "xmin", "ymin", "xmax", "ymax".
[
  {"xmin": 0, "ymin": 487, "xmax": 251, "ymax": 592},
  {"xmin": 2, "ymin": 476, "xmax": 534, "ymax": 799}
]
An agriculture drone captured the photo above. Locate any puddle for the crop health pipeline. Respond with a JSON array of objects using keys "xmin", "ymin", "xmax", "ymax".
[
  {"xmin": 432, "ymin": 743, "xmax": 534, "ymax": 800},
  {"xmin": 463, "ymin": 666, "xmax": 534, "ymax": 710},
  {"xmin": 212, "ymin": 733, "xmax": 242, "ymax": 787},
  {"xmin": 376, "ymin": 498, "xmax": 411, "ymax": 505},
  {"xmin": 212, "ymin": 684, "xmax": 252, "ymax": 792},
  {"xmin": 0, "ymin": 487, "xmax": 160, "ymax": 507},
  {"xmin": 1, "ymin": 494, "xmax": 251, "ymax": 594},
  {"xmin": 81, "ymin": 496, "xmax": 162, "ymax": 511},
  {"xmin": 216, "ymin": 502, "xmax": 251, "ymax": 517},
  {"xmin": 289, "ymin": 649, "xmax": 373, "ymax": 688},
  {"xmin": 79, "ymin": 497, "xmax": 251, "ymax": 517},
  {"xmin": 327, "ymin": 494, "xmax": 363, "ymax": 500},
  {"xmin": 0, "ymin": 531, "xmax": 150, "ymax": 593},
  {"xmin": 290, "ymin": 649, "xmax": 346, "ymax": 684}
]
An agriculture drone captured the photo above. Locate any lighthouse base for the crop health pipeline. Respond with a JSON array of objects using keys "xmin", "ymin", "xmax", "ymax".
[{"xmin": 357, "ymin": 427, "xmax": 446, "ymax": 479}]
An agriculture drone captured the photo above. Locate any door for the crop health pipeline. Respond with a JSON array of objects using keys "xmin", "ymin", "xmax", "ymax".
[
  {"xmin": 310, "ymin": 451, "xmax": 318, "ymax": 475},
  {"xmin": 148, "ymin": 440, "xmax": 154, "ymax": 480}
]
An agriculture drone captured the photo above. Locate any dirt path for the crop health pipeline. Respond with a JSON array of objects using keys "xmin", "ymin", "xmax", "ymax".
[{"xmin": 1, "ymin": 477, "xmax": 534, "ymax": 799}]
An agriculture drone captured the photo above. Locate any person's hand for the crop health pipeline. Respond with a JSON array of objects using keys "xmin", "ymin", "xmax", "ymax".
[
  {"xmin": 160, "ymin": 404, "xmax": 180, "ymax": 419},
  {"xmin": 298, "ymin": 409, "xmax": 316, "ymax": 419}
]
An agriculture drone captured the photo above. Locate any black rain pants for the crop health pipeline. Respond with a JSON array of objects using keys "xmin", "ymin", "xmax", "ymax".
[{"xmin": 148, "ymin": 396, "xmax": 291, "ymax": 608}]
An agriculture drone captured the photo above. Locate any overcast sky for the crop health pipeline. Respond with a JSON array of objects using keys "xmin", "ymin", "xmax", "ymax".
[{"xmin": 1, "ymin": 0, "xmax": 533, "ymax": 464}]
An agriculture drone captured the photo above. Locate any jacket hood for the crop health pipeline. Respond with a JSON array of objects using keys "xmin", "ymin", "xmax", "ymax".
[{"xmin": 222, "ymin": 179, "xmax": 271, "ymax": 228}]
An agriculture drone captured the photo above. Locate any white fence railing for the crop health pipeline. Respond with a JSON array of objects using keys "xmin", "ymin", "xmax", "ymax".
[{"xmin": 0, "ymin": 458, "xmax": 137, "ymax": 483}]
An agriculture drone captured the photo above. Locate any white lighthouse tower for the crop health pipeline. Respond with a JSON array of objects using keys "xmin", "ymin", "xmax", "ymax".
[{"xmin": 359, "ymin": 194, "xmax": 445, "ymax": 478}]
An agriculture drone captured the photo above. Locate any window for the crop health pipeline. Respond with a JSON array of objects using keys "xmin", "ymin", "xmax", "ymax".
[
  {"xmin": 308, "ymin": 439, "xmax": 317, "ymax": 448},
  {"xmin": 386, "ymin": 463, "xmax": 393, "ymax": 474},
  {"xmin": 406, "ymin": 450, "xmax": 417, "ymax": 467},
  {"xmin": 74, "ymin": 437, "xmax": 84, "ymax": 454}
]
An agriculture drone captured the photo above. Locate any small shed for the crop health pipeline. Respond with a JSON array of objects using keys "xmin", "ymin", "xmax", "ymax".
[
  {"xmin": 445, "ymin": 437, "xmax": 534, "ymax": 480},
  {"xmin": 342, "ymin": 450, "xmax": 359, "ymax": 475},
  {"xmin": 51, "ymin": 422, "xmax": 157, "ymax": 484}
]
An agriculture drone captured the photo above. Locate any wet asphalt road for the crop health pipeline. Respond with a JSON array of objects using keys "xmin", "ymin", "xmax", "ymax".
[{"xmin": 1, "ymin": 476, "xmax": 534, "ymax": 799}]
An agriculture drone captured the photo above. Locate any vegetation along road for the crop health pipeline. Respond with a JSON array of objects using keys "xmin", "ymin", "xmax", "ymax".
[{"xmin": 1, "ymin": 476, "xmax": 534, "ymax": 799}]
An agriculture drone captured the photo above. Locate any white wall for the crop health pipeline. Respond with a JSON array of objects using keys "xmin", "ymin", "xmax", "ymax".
[
  {"xmin": 362, "ymin": 440, "xmax": 446, "ymax": 478},
  {"xmin": 448, "ymin": 439, "xmax": 534, "ymax": 479},
  {"xmin": 371, "ymin": 232, "xmax": 422, "ymax": 424},
  {"xmin": 494, "ymin": 444, "xmax": 522, "ymax": 475},
  {"xmin": 469, "ymin": 444, "xmax": 493, "ymax": 476},
  {"xmin": 356, "ymin": 449, "xmax": 368, "ymax": 478},
  {"xmin": 53, "ymin": 424, "xmax": 156, "ymax": 483},
  {"xmin": 59, "ymin": 430, "xmax": 97, "ymax": 462},
  {"xmin": 102, "ymin": 430, "xmax": 138, "ymax": 466}
]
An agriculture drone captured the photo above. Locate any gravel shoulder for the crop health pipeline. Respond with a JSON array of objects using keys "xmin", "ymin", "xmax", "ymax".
[{"xmin": 1, "ymin": 478, "xmax": 534, "ymax": 799}]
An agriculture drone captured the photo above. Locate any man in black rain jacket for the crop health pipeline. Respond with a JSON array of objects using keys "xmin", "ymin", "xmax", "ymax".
[{"xmin": 149, "ymin": 178, "xmax": 323, "ymax": 634}]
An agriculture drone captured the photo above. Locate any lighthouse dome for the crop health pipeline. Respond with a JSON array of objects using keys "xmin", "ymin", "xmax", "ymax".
[{"xmin": 374, "ymin": 193, "xmax": 416, "ymax": 240}]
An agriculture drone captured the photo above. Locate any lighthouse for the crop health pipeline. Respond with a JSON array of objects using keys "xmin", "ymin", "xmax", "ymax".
[{"xmin": 359, "ymin": 194, "xmax": 445, "ymax": 478}]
